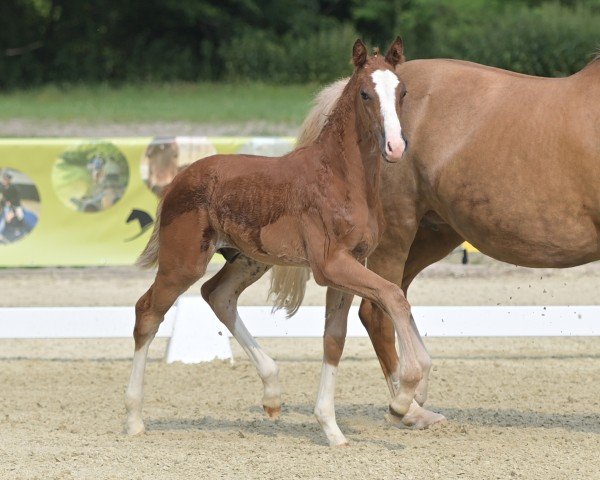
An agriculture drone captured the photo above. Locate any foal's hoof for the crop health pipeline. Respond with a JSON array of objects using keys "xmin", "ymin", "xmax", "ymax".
[
  {"xmin": 263, "ymin": 405, "xmax": 281, "ymax": 420},
  {"xmin": 386, "ymin": 402, "xmax": 446, "ymax": 430},
  {"xmin": 333, "ymin": 441, "xmax": 349, "ymax": 448},
  {"xmin": 328, "ymin": 436, "xmax": 349, "ymax": 447},
  {"xmin": 126, "ymin": 420, "xmax": 146, "ymax": 436}
]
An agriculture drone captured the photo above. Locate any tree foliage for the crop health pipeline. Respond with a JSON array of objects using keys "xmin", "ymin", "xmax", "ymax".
[{"xmin": 1, "ymin": 0, "xmax": 598, "ymax": 88}]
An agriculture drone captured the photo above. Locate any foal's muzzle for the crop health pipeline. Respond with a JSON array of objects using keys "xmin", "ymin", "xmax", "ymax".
[{"xmin": 381, "ymin": 135, "xmax": 407, "ymax": 163}]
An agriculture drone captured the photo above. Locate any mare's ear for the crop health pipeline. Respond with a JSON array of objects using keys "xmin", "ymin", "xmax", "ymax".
[
  {"xmin": 385, "ymin": 36, "xmax": 405, "ymax": 68},
  {"xmin": 352, "ymin": 39, "xmax": 368, "ymax": 68}
]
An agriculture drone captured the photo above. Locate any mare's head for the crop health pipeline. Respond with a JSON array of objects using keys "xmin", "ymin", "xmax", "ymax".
[{"xmin": 351, "ymin": 37, "xmax": 407, "ymax": 162}]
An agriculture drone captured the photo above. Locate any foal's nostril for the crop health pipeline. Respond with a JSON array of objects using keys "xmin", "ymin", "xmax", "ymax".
[{"xmin": 387, "ymin": 141, "xmax": 392, "ymax": 153}]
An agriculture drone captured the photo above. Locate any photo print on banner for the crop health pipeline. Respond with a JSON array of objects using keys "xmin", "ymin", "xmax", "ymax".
[
  {"xmin": 140, "ymin": 136, "xmax": 295, "ymax": 197},
  {"xmin": 52, "ymin": 141, "xmax": 130, "ymax": 212},
  {"xmin": 140, "ymin": 137, "xmax": 217, "ymax": 197},
  {"xmin": 0, "ymin": 167, "xmax": 41, "ymax": 245}
]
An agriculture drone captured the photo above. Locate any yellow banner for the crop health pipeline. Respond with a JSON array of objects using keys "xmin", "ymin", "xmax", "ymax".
[{"xmin": 0, "ymin": 137, "xmax": 295, "ymax": 266}]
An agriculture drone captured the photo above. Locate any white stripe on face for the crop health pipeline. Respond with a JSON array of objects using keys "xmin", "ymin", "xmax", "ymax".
[{"xmin": 371, "ymin": 69, "xmax": 404, "ymax": 160}]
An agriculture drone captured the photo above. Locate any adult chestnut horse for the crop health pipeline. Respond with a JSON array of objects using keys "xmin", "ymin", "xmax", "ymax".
[
  {"xmin": 126, "ymin": 38, "xmax": 418, "ymax": 446},
  {"xmin": 271, "ymin": 53, "xmax": 600, "ymax": 427}
]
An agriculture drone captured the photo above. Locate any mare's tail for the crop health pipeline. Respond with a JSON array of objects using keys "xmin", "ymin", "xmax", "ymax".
[
  {"xmin": 135, "ymin": 199, "xmax": 163, "ymax": 269},
  {"xmin": 268, "ymin": 78, "xmax": 349, "ymax": 316}
]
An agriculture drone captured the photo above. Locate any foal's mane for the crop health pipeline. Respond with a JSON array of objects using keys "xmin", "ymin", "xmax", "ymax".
[{"xmin": 318, "ymin": 74, "xmax": 357, "ymax": 142}]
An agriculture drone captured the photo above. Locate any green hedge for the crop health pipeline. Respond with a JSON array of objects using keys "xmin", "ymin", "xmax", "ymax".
[
  {"xmin": 399, "ymin": 1, "xmax": 600, "ymax": 77},
  {"xmin": 221, "ymin": 24, "xmax": 359, "ymax": 83},
  {"xmin": 1, "ymin": 1, "xmax": 598, "ymax": 88}
]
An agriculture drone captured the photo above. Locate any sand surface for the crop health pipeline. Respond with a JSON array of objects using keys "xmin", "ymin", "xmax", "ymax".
[
  {"xmin": 1, "ymin": 259, "xmax": 600, "ymax": 478},
  {"xmin": 0, "ymin": 337, "xmax": 598, "ymax": 479}
]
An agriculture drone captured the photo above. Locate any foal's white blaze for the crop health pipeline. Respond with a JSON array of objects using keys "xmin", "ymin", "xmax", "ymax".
[{"xmin": 371, "ymin": 69, "xmax": 404, "ymax": 160}]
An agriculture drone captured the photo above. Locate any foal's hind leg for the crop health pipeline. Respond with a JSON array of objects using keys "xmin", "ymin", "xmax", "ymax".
[
  {"xmin": 200, "ymin": 255, "xmax": 282, "ymax": 418},
  {"xmin": 126, "ymin": 211, "xmax": 214, "ymax": 435}
]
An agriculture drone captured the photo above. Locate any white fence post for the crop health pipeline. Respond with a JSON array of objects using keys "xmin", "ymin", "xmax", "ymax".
[{"xmin": 165, "ymin": 297, "xmax": 232, "ymax": 363}]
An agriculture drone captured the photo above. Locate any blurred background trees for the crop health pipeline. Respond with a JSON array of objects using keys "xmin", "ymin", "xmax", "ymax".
[{"xmin": 1, "ymin": 0, "xmax": 599, "ymax": 88}]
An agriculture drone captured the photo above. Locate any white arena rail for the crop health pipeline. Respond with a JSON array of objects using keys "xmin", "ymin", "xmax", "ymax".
[{"xmin": 0, "ymin": 298, "xmax": 598, "ymax": 363}]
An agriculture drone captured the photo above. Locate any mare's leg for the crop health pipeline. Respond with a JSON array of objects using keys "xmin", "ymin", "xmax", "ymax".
[
  {"xmin": 311, "ymin": 251, "xmax": 420, "ymax": 420},
  {"xmin": 314, "ymin": 287, "xmax": 353, "ymax": 446},
  {"xmin": 360, "ymin": 224, "xmax": 463, "ymax": 407},
  {"xmin": 200, "ymin": 255, "xmax": 282, "ymax": 418},
  {"xmin": 125, "ymin": 211, "xmax": 214, "ymax": 435}
]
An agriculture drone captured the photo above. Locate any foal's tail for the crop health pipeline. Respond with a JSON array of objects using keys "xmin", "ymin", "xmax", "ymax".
[
  {"xmin": 268, "ymin": 266, "xmax": 311, "ymax": 318},
  {"xmin": 268, "ymin": 78, "xmax": 349, "ymax": 316},
  {"xmin": 136, "ymin": 199, "xmax": 163, "ymax": 269}
]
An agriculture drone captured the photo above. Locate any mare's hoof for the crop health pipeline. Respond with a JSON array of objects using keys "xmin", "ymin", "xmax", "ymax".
[{"xmin": 385, "ymin": 403, "xmax": 447, "ymax": 430}]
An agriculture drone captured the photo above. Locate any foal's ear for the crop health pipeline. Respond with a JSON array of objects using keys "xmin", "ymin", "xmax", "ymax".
[
  {"xmin": 385, "ymin": 36, "xmax": 405, "ymax": 68},
  {"xmin": 352, "ymin": 39, "xmax": 368, "ymax": 68}
]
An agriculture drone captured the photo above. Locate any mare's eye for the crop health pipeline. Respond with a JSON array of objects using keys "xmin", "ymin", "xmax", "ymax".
[
  {"xmin": 401, "ymin": 90, "xmax": 408, "ymax": 99},
  {"xmin": 360, "ymin": 90, "xmax": 370, "ymax": 100}
]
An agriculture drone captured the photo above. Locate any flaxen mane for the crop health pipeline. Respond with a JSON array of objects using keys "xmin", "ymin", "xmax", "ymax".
[
  {"xmin": 269, "ymin": 79, "xmax": 348, "ymax": 316},
  {"xmin": 296, "ymin": 79, "xmax": 348, "ymax": 148},
  {"xmin": 268, "ymin": 78, "xmax": 355, "ymax": 317}
]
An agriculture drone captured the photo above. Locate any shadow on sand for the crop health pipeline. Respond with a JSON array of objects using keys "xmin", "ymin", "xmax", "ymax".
[
  {"xmin": 146, "ymin": 401, "xmax": 599, "ymax": 446},
  {"xmin": 146, "ymin": 402, "xmax": 407, "ymax": 450},
  {"xmin": 436, "ymin": 406, "xmax": 600, "ymax": 434}
]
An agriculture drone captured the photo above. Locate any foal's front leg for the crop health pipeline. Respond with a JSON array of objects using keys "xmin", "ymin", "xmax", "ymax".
[
  {"xmin": 314, "ymin": 287, "xmax": 353, "ymax": 446},
  {"xmin": 311, "ymin": 252, "xmax": 422, "ymax": 419}
]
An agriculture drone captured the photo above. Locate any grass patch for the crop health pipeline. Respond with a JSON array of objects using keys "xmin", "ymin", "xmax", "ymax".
[{"xmin": 0, "ymin": 82, "xmax": 321, "ymax": 124}]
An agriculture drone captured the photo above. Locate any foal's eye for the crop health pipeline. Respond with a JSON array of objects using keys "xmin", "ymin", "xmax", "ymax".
[
  {"xmin": 360, "ymin": 90, "xmax": 370, "ymax": 100},
  {"xmin": 401, "ymin": 90, "xmax": 407, "ymax": 99}
]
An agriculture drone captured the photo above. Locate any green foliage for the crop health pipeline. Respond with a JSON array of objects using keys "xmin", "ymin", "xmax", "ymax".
[
  {"xmin": 397, "ymin": 1, "xmax": 600, "ymax": 76},
  {"xmin": 221, "ymin": 24, "xmax": 359, "ymax": 83},
  {"xmin": 1, "ymin": 0, "xmax": 599, "ymax": 88},
  {"xmin": 59, "ymin": 142, "xmax": 127, "ymax": 174}
]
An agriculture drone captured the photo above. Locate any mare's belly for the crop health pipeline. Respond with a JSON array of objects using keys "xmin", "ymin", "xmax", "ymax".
[
  {"xmin": 444, "ymin": 201, "xmax": 600, "ymax": 267},
  {"xmin": 430, "ymin": 140, "xmax": 600, "ymax": 267}
]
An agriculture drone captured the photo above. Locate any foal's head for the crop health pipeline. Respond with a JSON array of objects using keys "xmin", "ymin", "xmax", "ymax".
[{"xmin": 351, "ymin": 37, "xmax": 407, "ymax": 162}]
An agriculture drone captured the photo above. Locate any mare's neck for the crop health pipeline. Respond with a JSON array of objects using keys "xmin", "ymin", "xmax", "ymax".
[
  {"xmin": 316, "ymin": 77, "xmax": 382, "ymax": 204},
  {"xmin": 573, "ymin": 58, "xmax": 600, "ymax": 83},
  {"xmin": 570, "ymin": 59, "xmax": 600, "ymax": 112}
]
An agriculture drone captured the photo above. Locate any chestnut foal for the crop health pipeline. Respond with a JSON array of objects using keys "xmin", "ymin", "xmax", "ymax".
[{"xmin": 125, "ymin": 38, "xmax": 411, "ymax": 446}]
